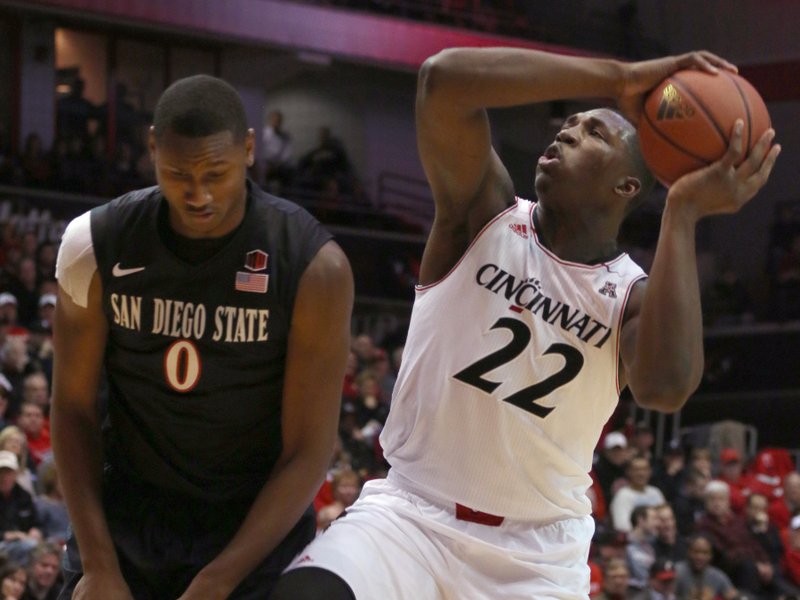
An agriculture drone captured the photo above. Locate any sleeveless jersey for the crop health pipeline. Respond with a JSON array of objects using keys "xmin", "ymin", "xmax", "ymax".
[
  {"xmin": 381, "ymin": 198, "xmax": 646, "ymax": 523},
  {"xmin": 87, "ymin": 182, "xmax": 331, "ymax": 503}
]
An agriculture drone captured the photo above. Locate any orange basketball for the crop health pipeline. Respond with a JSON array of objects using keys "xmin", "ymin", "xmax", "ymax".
[{"xmin": 638, "ymin": 69, "xmax": 771, "ymax": 187}]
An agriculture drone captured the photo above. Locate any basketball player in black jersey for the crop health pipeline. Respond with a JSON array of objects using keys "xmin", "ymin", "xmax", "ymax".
[{"xmin": 52, "ymin": 76, "xmax": 353, "ymax": 599}]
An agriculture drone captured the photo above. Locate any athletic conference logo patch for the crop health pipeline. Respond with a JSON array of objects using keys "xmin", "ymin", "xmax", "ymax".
[
  {"xmin": 236, "ymin": 250, "xmax": 269, "ymax": 293},
  {"xmin": 508, "ymin": 223, "xmax": 528, "ymax": 239},
  {"xmin": 598, "ymin": 282, "xmax": 617, "ymax": 298}
]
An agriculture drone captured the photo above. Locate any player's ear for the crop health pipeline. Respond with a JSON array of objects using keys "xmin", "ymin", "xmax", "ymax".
[
  {"xmin": 245, "ymin": 128, "xmax": 256, "ymax": 167},
  {"xmin": 148, "ymin": 126, "xmax": 157, "ymax": 162},
  {"xmin": 615, "ymin": 176, "xmax": 641, "ymax": 199}
]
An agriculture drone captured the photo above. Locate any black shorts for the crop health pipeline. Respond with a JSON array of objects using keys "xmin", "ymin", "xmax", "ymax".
[{"xmin": 59, "ymin": 469, "xmax": 316, "ymax": 600}]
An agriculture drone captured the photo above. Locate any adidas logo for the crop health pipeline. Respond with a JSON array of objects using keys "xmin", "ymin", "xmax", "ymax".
[
  {"xmin": 509, "ymin": 223, "xmax": 528, "ymax": 239},
  {"xmin": 656, "ymin": 84, "xmax": 696, "ymax": 120}
]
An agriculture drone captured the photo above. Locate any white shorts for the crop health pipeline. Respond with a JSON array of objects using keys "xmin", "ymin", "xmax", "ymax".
[{"xmin": 285, "ymin": 476, "xmax": 593, "ymax": 600}]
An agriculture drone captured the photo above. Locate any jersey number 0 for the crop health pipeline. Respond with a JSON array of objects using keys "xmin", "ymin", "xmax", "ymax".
[{"xmin": 453, "ymin": 317, "xmax": 583, "ymax": 417}]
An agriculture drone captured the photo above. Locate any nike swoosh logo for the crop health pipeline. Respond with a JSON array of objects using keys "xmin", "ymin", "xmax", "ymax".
[{"xmin": 112, "ymin": 263, "xmax": 146, "ymax": 277}]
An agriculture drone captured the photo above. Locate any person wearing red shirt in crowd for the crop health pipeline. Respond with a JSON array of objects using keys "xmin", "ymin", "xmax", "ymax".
[
  {"xmin": 15, "ymin": 402, "xmax": 50, "ymax": 466},
  {"xmin": 717, "ymin": 448, "xmax": 748, "ymax": 514},
  {"xmin": 769, "ymin": 471, "xmax": 800, "ymax": 531}
]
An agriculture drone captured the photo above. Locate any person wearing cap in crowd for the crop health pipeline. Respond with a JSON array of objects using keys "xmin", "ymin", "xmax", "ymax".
[
  {"xmin": 782, "ymin": 514, "xmax": 800, "ymax": 588},
  {"xmin": 34, "ymin": 295, "xmax": 56, "ymax": 332},
  {"xmin": 595, "ymin": 431, "xmax": 632, "ymax": 506},
  {"xmin": 718, "ymin": 447, "xmax": 748, "ymax": 514},
  {"xmin": 0, "ymin": 450, "xmax": 42, "ymax": 565},
  {"xmin": 770, "ymin": 472, "xmax": 800, "ymax": 532},
  {"xmin": 635, "ymin": 557, "xmax": 677, "ymax": 600},
  {"xmin": 610, "ymin": 455, "xmax": 666, "ymax": 533},
  {"xmin": 0, "ymin": 293, "xmax": 28, "ymax": 337},
  {"xmin": 674, "ymin": 533, "xmax": 739, "ymax": 600}
]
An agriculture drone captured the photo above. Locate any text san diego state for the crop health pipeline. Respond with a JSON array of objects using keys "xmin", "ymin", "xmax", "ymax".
[{"xmin": 110, "ymin": 293, "xmax": 269, "ymax": 343}]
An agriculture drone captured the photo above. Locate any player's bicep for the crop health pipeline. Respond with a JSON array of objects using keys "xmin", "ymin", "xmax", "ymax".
[
  {"xmin": 618, "ymin": 280, "xmax": 645, "ymax": 393},
  {"xmin": 416, "ymin": 60, "xmax": 513, "ymax": 221},
  {"xmin": 281, "ymin": 241, "xmax": 354, "ymax": 460},
  {"xmin": 52, "ymin": 271, "xmax": 108, "ymax": 412}
]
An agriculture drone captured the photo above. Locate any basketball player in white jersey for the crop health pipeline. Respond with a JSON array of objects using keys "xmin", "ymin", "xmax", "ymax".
[{"xmin": 271, "ymin": 48, "xmax": 780, "ymax": 600}]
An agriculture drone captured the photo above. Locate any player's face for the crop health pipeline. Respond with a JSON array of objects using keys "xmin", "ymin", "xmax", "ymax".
[
  {"xmin": 535, "ymin": 109, "xmax": 635, "ymax": 199},
  {"xmin": 152, "ymin": 127, "xmax": 255, "ymax": 239}
]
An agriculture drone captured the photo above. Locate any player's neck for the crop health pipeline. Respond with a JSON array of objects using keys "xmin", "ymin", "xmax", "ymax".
[{"xmin": 533, "ymin": 202, "xmax": 621, "ymax": 265}]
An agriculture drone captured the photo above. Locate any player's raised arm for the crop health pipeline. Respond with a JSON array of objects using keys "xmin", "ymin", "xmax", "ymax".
[{"xmin": 620, "ymin": 123, "xmax": 780, "ymax": 412}]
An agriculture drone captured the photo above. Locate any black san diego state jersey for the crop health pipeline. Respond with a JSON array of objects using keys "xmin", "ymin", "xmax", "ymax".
[{"xmin": 90, "ymin": 181, "xmax": 332, "ymax": 503}]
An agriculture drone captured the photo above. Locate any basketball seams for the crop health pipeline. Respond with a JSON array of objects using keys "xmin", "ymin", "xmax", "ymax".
[
  {"xmin": 670, "ymin": 73, "xmax": 730, "ymax": 146},
  {"xmin": 640, "ymin": 107, "xmax": 713, "ymax": 167}
]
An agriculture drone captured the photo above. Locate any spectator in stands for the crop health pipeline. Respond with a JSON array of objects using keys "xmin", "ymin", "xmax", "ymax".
[
  {"xmin": 0, "ymin": 561, "xmax": 27, "ymax": 600},
  {"xmin": 352, "ymin": 333, "xmax": 377, "ymax": 369},
  {"xmin": 594, "ymin": 527, "xmax": 629, "ymax": 567},
  {"xmin": 19, "ymin": 135, "xmax": 51, "ymax": 190},
  {"xmin": 33, "ymin": 461, "xmax": 68, "ymax": 545},
  {"xmin": 16, "ymin": 403, "xmax": 50, "ymax": 467},
  {"xmin": 610, "ymin": 455, "xmax": 666, "ymax": 533},
  {"xmin": 631, "ymin": 422, "xmax": 655, "ymax": 462},
  {"xmin": 717, "ymin": 447, "xmax": 748, "ymax": 514},
  {"xmin": 767, "ymin": 204, "xmax": 800, "ymax": 284},
  {"xmin": 769, "ymin": 472, "xmax": 800, "ymax": 531},
  {"xmin": 109, "ymin": 140, "xmax": 144, "ymax": 194},
  {"xmin": 0, "ymin": 450, "xmax": 41, "ymax": 565},
  {"xmin": 55, "ymin": 78, "xmax": 96, "ymax": 142},
  {"xmin": 261, "ymin": 109, "xmax": 294, "ymax": 194},
  {"xmin": 30, "ymin": 295, "xmax": 55, "ymax": 337},
  {"xmin": 369, "ymin": 348, "xmax": 397, "ymax": 404},
  {"xmin": 21, "ymin": 541, "xmax": 61, "ymax": 600},
  {"xmin": 673, "ymin": 467, "xmax": 711, "ymax": 536},
  {"xmin": 0, "ymin": 427, "xmax": 35, "ymax": 497},
  {"xmin": 594, "ymin": 557, "xmax": 637, "ymax": 600},
  {"xmin": 296, "ymin": 126, "xmax": 353, "ymax": 193},
  {"xmin": 639, "ymin": 557, "xmax": 678, "ymax": 600},
  {"xmin": 0, "ymin": 294, "xmax": 27, "ymax": 339},
  {"xmin": 2, "ymin": 336, "xmax": 33, "ymax": 416},
  {"xmin": 695, "ymin": 479, "xmax": 776, "ymax": 597},
  {"xmin": 745, "ymin": 492, "xmax": 800, "ymax": 598},
  {"xmin": 626, "ymin": 505, "xmax": 658, "ymax": 589},
  {"xmin": 0, "ymin": 383, "xmax": 11, "ymax": 431},
  {"xmin": 55, "ymin": 136, "xmax": 93, "ymax": 193},
  {"xmin": 21, "ymin": 373, "xmax": 49, "ymax": 419},
  {"xmin": 595, "ymin": 431, "xmax": 631, "ymax": 506},
  {"xmin": 316, "ymin": 468, "xmax": 362, "ymax": 535},
  {"xmin": 651, "ymin": 440, "xmax": 686, "ymax": 503},
  {"xmin": 674, "ymin": 534, "xmax": 739, "ymax": 600},
  {"xmin": 783, "ymin": 515, "xmax": 800, "ymax": 589},
  {"xmin": 6, "ymin": 257, "xmax": 39, "ymax": 327},
  {"xmin": 654, "ymin": 504, "xmax": 688, "ymax": 563}
]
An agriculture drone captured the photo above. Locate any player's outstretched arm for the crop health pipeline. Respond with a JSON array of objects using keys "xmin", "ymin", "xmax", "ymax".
[
  {"xmin": 620, "ymin": 123, "xmax": 780, "ymax": 412},
  {"xmin": 178, "ymin": 240, "xmax": 354, "ymax": 600},
  {"xmin": 52, "ymin": 273, "xmax": 134, "ymax": 600}
]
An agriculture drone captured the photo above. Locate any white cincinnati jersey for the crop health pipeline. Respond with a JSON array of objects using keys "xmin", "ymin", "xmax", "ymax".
[{"xmin": 381, "ymin": 198, "xmax": 646, "ymax": 523}]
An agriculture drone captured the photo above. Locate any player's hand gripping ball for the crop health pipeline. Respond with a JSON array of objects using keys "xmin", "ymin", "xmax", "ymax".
[{"xmin": 638, "ymin": 69, "xmax": 771, "ymax": 186}]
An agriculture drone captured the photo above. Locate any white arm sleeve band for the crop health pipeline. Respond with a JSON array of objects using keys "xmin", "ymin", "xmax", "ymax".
[{"xmin": 55, "ymin": 210, "xmax": 98, "ymax": 309}]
